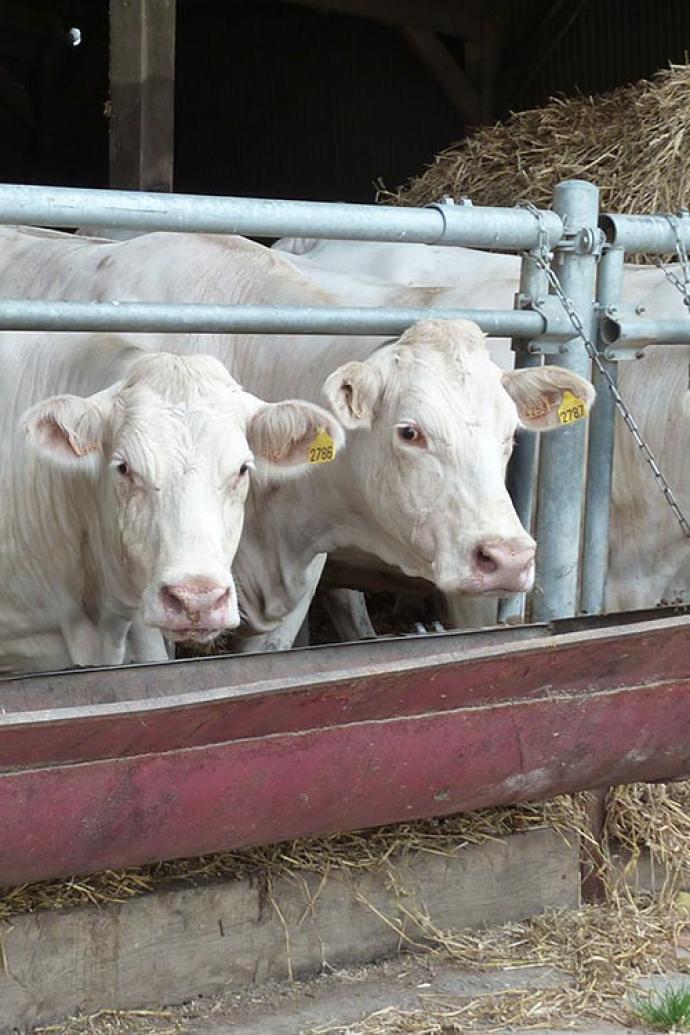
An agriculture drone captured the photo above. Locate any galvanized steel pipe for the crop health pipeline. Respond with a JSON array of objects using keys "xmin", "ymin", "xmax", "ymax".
[
  {"xmin": 600, "ymin": 211, "xmax": 690, "ymax": 254},
  {"xmin": 0, "ymin": 183, "xmax": 563, "ymax": 250},
  {"xmin": 0, "ymin": 298, "xmax": 552, "ymax": 337},
  {"xmin": 580, "ymin": 247, "xmax": 625, "ymax": 616},
  {"xmin": 601, "ymin": 317, "xmax": 690, "ymax": 347},
  {"xmin": 533, "ymin": 180, "xmax": 600, "ymax": 622}
]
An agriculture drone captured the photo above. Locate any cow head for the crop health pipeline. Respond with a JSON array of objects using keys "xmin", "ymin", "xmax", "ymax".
[
  {"xmin": 324, "ymin": 319, "xmax": 594, "ymax": 595},
  {"xmin": 24, "ymin": 353, "xmax": 343, "ymax": 642}
]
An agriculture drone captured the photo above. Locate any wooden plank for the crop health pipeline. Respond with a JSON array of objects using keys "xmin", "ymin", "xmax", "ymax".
[
  {"xmin": 280, "ymin": 0, "xmax": 481, "ymax": 40},
  {"xmin": 0, "ymin": 828, "xmax": 578, "ymax": 1033},
  {"xmin": 109, "ymin": 0, "xmax": 176, "ymax": 191},
  {"xmin": 1, "ymin": 613, "xmax": 690, "ymax": 885},
  {"xmin": 399, "ymin": 27, "xmax": 481, "ymax": 125}
]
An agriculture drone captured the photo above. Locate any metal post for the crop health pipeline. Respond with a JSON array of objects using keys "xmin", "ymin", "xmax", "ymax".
[
  {"xmin": 498, "ymin": 250, "xmax": 547, "ymax": 625},
  {"xmin": 532, "ymin": 180, "xmax": 600, "ymax": 621},
  {"xmin": 580, "ymin": 246, "xmax": 624, "ymax": 614}
]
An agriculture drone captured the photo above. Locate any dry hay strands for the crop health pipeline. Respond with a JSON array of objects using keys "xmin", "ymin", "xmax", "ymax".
[
  {"xmin": 305, "ymin": 900, "xmax": 689, "ymax": 1034},
  {"xmin": 0, "ymin": 796, "xmax": 580, "ymax": 922},
  {"xmin": 34, "ymin": 1006, "xmax": 187, "ymax": 1035},
  {"xmin": 380, "ymin": 63, "xmax": 690, "ymax": 221},
  {"xmin": 605, "ymin": 779, "xmax": 690, "ymax": 899},
  {"xmin": 7, "ymin": 787, "xmax": 690, "ymax": 1035}
]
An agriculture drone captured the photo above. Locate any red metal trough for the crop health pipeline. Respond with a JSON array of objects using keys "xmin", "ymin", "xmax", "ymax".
[{"xmin": 1, "ymin": 608, "xmax": 690, "ymax": 887}]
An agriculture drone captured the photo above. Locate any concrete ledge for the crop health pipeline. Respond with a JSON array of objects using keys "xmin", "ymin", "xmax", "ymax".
[{"xmin": 0, "ymin": 827, "xmax": 579, "ymax": 1033}]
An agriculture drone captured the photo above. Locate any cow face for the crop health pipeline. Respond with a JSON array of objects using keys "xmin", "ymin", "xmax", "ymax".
[
  {"xmin": 24, "ymin": 353, "xmax": 343, "ymax": 642},
  {"xmin": 324, "ymin": 319, "xmax": 594, "ymax": 595}
]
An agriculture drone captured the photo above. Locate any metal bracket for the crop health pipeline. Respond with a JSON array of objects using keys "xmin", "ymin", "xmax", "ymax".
[
  {"xmin": 556, "ymin": 224, "xmax": 606, "ymax": 258},
  {"xmin": 596, "ymin": 302, "xmax": 648, "ymax": 361},
  {"xmin": 512, "ymin": 294, "xmax": 581, "ymax": 354}
]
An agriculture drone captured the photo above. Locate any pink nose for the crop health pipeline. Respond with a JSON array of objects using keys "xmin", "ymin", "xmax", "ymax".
[
  {"xmin": 159, "ymin": 577, "xmax": 232, "ymax": 628},
  {"xmin": 472, "ymin": 539, "xmax": 536, "ymax": 592}
]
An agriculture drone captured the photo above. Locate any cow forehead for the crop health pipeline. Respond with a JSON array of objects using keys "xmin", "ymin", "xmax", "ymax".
[
  {"xmin": 111, "ymin": 385, "xmax": 250, "ymax": 464},
  {"xmin": 384, "ymin": 346, "xmax": 516, "ymax": 430}
]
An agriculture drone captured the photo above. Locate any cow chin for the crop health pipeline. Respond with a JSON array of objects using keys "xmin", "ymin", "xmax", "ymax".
[
  {"xmin": 435, "ymin": 565, "xmax": 535, "ymax": 596},
  {"xmin": 163, "ymin": 626, "xmax": 228, "ymax": 646}
]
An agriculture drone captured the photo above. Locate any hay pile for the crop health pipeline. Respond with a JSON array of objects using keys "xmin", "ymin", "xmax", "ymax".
[{"xmin": 382, "ymin": 64, "xmax": 690, "ymax": 217}]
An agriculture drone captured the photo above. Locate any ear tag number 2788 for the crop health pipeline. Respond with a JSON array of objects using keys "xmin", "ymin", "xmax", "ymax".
[
  {"xmin": 558, "ymin": 390, "xmax": 588, "ymax": 426},
  {"xmin": 308, "ymin": 428, "xmax": 336, "ymax": 464}
]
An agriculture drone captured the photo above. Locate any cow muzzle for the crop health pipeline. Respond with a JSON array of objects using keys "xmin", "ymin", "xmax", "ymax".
[
  {"xmin": 152, "ymin": 576, "xmax": 240, "ymax": 641},
  {"xmin": 470, "ymin": 538, "xmax": 535, "ymax": 592}
]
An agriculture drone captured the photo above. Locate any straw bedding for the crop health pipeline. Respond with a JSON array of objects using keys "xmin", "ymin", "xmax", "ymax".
[
  {"xmin": 6, "ymin": 781, "xmax": 690, "ymax": 1034},
  {"xmin": 381, "ymin": 64, "xmax": 690, "ymax": 220}
]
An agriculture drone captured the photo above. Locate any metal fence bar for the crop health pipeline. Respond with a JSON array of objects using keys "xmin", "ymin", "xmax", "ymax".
[
  {"xmin": 532, "ymin": 180, "xmax": 600, "ymax": 622},
  {"xmin": 497, "ymin": 250, "xmax": 548, "ymax": 626},
  {"xmin": 0, "ymin": 299, "xmax": 556, "ymax": 337},
  {"xmin": 0, "ymin": 183, "xmax": 563, "ymax": 250},
  {"xmin": 600, "ymin": 212, "xmax": 690, "ymax": 254},
  {"xmin": 580, "ymin": 247, "xmax": 625, "ymax": 616},
  {"xmin": 601, "ymin": 317, "xmax": 690, "ymax": 347}
]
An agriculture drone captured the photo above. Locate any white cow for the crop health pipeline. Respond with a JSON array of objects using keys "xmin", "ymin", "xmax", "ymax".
[
  {"xmin": 274, "ymin": 236, "xmax": 690, "ymax": 615},
  {"xmin": 0, "ymin": 226, "xmax": 594, "ymax": 649},
  {"xmin": 0, "ymin": 330, "xmax": 342, "ymax": 671}
]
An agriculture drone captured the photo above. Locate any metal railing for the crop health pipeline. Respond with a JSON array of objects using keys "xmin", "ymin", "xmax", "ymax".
[{"xmin": 0, "ymin": 179, "xmax": 684, "ymax": 625}]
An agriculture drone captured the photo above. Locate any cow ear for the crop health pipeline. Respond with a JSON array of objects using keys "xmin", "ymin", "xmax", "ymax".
[
  {"xmin": 247, "ymin": 399, "xmax": 345, "ymax": 472},
  {"xmin": 23, "ymin": 394, "xmax": 107, "ymax": 465},
  {"xmin": 502, "ymin": 367, "xmax": 596, "ymax": 431},
  {"xmin": 323, "ymin": 361, "xmax": 383, "ymax": 429}
]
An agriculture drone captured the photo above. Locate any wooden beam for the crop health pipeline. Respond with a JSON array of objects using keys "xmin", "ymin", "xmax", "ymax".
[
  {"xmin": 580, "ymin": 787, "xmax": 609, "ymax": 902},
  {"xmin": 109, "ymin": 0, "xmax": 176, "ymax": 192},
  {"xmin": 399, "ymin": 26, "xmax": 481, "ymax": 126},
  {"xmin": 280, "ymin": 0, "xmax": 481, "ymax": 40}
]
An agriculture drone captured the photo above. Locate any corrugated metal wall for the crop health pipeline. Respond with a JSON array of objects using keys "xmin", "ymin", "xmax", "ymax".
[
  {"xmin": 174, "ymin": 0, "xmax": 464, "ymax": 201},
  {"xmin": 503, "ymin": 0, "xmax": 690, "ymax": 111}
]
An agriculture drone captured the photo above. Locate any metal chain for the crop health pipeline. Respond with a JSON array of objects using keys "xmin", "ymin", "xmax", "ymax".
[
  {"xmin": 520, "ymin": 203, "xmax": 690, "ymax": 539},
  {"xmin": 652, "ymin": 214, "xmax": 690, "ymax": 311}
]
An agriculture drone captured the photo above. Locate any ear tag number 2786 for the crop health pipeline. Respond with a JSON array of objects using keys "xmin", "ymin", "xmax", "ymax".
[
  {"xmin": 308, "ymin": 428, "xmax": 336, "ymax": 464},
  {"xmin": 558, "ymin": 390, "xmax": 588, "ymax": 426}
]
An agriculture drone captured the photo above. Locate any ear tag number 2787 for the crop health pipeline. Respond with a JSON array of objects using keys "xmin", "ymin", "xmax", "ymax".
[
  {"xmin": 308, "ymin": 428, "xmax": 336, "ymax": 464},
  {"xmin": 558, "ymin": 390, "xmax": 588, "ymax": 426}
]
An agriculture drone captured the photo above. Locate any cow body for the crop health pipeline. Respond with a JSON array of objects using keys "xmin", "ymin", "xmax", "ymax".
[{"xmin": 274, "ymin": 236, "xmax": 690, "ymax": 615}]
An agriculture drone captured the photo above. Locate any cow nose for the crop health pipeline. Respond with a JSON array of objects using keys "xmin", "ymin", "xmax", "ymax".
[
  {"xmin": 472, "ymin": 539, "xmax": 536, "ymax": 591},
  {"xmin": 160, "ymin": 578, "xmax": 230, "ymax": 618}
]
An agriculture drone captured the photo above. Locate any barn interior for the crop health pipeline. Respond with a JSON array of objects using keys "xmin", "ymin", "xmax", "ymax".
[{"xmin": 3, "ymin": 0, "xmax": 690, "ymax": 201}]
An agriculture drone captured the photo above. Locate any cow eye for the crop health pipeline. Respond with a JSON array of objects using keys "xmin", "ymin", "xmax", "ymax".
[
  {"xmin": 397, "ymin": 423, "xmax": 422, "ymax": 443},
  {"xmin": 239, "ymin": 462, "xmax": 250, "ymax": 476},
  {"xmin": 115, "ymin": 460, "xmax": 130, "ymax": 476}
]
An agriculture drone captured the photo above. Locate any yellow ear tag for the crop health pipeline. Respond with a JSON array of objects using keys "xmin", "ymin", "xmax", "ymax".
[
  {"xmin": 308, "ymin": 427, "xmax": 336, "ymax": 464},
  {"xmin": 558, "ymin": 390, "xmax": 588, "ymax": 426}
]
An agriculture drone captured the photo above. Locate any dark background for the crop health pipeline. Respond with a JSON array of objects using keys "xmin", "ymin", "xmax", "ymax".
[{"xmin": 2, "ymin": 0, "xmax": 689, "ymax": 200}]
